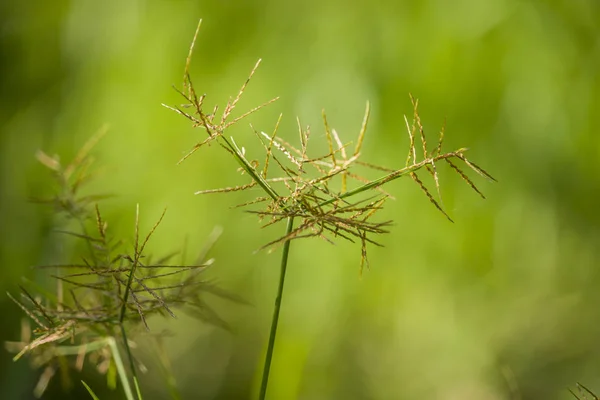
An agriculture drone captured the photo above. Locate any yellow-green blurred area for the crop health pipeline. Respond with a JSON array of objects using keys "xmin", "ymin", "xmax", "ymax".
[{"xmin": 1, "ymin": 0, "xmax": 599, "ymax": 399}]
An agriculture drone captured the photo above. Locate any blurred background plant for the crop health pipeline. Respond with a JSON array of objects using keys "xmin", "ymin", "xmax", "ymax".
[
  {"xmin": 5, "ymin": 130, "xmax": 236, "ymax": 399},
  {"xmin": 1, "ymin": 0, "xmax": 599, "ymax": 399}
]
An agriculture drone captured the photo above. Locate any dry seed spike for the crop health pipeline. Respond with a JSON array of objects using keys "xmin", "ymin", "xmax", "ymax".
[
  {"xmin": 297, "ymin": 117, "xmax": 306, "ymax": 153},
  {"xmin": 270, "ymin": 153, "xmax": 298, "ymax": 183},
  {"xmin": 294, "ymin": 171, "xmax": 339, "ymax": 202},
  {"xmin": 19, "ymin": 286, "xmax": 55, "ymax": 327},
  {"xmin": 255, "ymin": 210, "xmax": 289, "ymax": 230},
  {"xmin": 259, "ymin": 131, "xmax": 303, "ymax": 170},
  {"xmin": 232, "ymin": 58, "xmax": 262, "ymax": 110},
  {"xmin": 184, "ymin": 19, "xmax": 203, "ymax": 97},
  {"xmin": 429, "ymin": 159, "xmax": 444, "ymax": 206},
  {"xmin": 34, "ymin": 263, "xmax": 100, "ymax": 270},
  {"xmin": 195, "ymin": 181, "xmax": 257, "ymax": 195},
  {"xmin": 354, "ymin": 101, "xmax": 370, "ymax": 157},
  {"xmin": 52, "ymin": 275, "xmax": 107, "ymax": 291},
  {"xmin": 94, "ymin": 205, "xmax": 107, "ymax": 240},
  {"xmin": 321, "ymin": 222, "xmax": 355, "ymax": 243},
  {"xmin": 306, "ymin": 165, "xmax": 347, "ymax": 186},
  {"xmin": 171, "ymin": 84, "xmax": 196, "ymax": 107},
  {"xmin": 331, "ymin": 128, "xmax": 347, "ymax": 160},
  {"xmin": 404, "ymin": 115, "xmax": 416, "ymax": 167},
  {"xmin": 340, "ymin": 153, "xmax": 361, "ymax": 169},
  {"xmin": 225, "ymin": 96, "xmax": 280, "ymax": 130},
  {"xmin": 359, "ymin": 231, "xmax": 369, "ymax": 276},
  {"xmin": 53, "ymin": 229, "xmax": 103, "ymax": 243},
  {"xmin": 409, "ymin": 94, "xmax": 419, "ymax": 163},
  {"xmin": 135, "ymin": 207, "xmax": 167, "ymax": 266},
  {"xmin": 302, "ymin": 125, "xmax": 311, "ymax": 167},
  {"xmin": 435, "ymin": 118, "xmax": 446, "ymax": 157},
  {"xmin": 249, "ymin": 122, "xmax": 269, "ymax": 165},
  {"xmin": 7, "ymin": 292, "xmax": 48, "ymax": 329},
  {"xmin": 128, "ymin": 290, "xmax": 149, "ymax": 330},
  {"xmin": 269, "ymin": 155, "xmax": 301, "ymax": 189},
  {"xmin": 445, "ymin": 159, "xmax": 486, "ymax": 199},
  {"xmin": 210, "ymin": 104, "xmax": 219, "ymax": 124},
  {"xmin": 361, "ymin": 196, "xmax": 389, "ymax": 221},
  {"xmin": 164, "ymin": 88, "xmax": 204, "ymax": 126},
  {"xmin": 177, "ymin": 135, "xmax": 217, "ymax": 165},
  {"xmin": 131, "ymin": 276, "xmax": 176, "ymax": 319},
  {"xmin": 322, "ymin": 110, "xmax": 337, "ymax": 167},
  {"xmin": 296, "ymin": 117, "xmax": 308, "ymax": 173},
  {"xmin": 232, "ymin": 196, "xmax": 270, "ymax": 209},
  {"xmin": 355, "ymin": 160, "xmax": 395, "ymax": 172},
  {"xmin": 194, "ymin": 92, "xmax": 207, "ymax": 116},
  {"xmin": 266, "ymin": 177, "xmax": 295, "ymax": 184},
  {"xmin": 347, "ymin": 206, "xmax": 372, "ymax": 222},
  {"xmin": 224, "ymin": 95, "xmax": 232, "ymax": 116},
  {"xmin": 258, "ymin": 220, "xmax": 320, "ymax": 251},
  {"xmin": 178, "ymin": 72, "xmax": 205, "ymax": 116},
  {"xmin": 161, "ymin": 103, "xmax": 202, "ymax": 126},
  {"xmin": 266, "ymin": 133, "xmax": 304, "ymax": 158},
  {"xmin": 413, "ymin": 98, "xmax": 428, "ymax": 160},
  {"xmin": 221, "ymin": 59, "xmax": 262, "ymax": 125},
  {"xmin": 301, "ymin": 150, "xmax": 339, "ymax": 167},
  {"xmin": 330, "ymin": 128, "xmax": 349, "ymax": 192},
  {"xmin": 296, "ymin": 141, "xmax": 354, "ymax": 177},
  {"xmin": 328, "ymin": 193, "xmax": 384, "ymax": 214},
  {"xmin": 419, "ymin": 114, "xmax": 438, "ymax": 188},
  {"xmin": 184, "ymin": 73, "xmax": 205, "ymax": 115},
  {"xmin": 14, "ymin": 320, "xmax": 76, "ymax": 361},
  {"xmin": 262, "ymin": 114, "xmax": 283, "ymax": 178},
  {"xmin": 199, "ymin": 109, "xmax": 218, "ymax": 136},
  {"xmin": 298, "ymin": 118, "xmax": 311, "ymax": 167},
  {"xmin": 310, "ymin": 224, "xmax": 334, "ymax": 245},
  {"xmin": 305, "ymin": 180, "xmax": 350, "ymax": 207},
  {"xmin": 346, "ymin": 171, "xmax": 395, "ymax": 199},
  {"xmin": 455, "ymin": 154, "xmax": 497, "ymax": 182},
  {"xmin": 411, "ymin": 172, "xmax": 453, "ymax": 223}
]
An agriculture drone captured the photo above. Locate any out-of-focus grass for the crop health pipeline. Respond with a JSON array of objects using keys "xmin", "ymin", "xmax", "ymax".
[{"xmin": 1, "ymin": 0, "xmax": 600, "ymax": 399}]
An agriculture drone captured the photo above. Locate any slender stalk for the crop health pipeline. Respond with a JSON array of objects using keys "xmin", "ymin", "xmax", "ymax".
[
  {"xmin": 119, "ymin": 324, "xmax": 142, "ymax": 400},
  {"xmin": 81, "ymin": 380, "xmax": 101, "ymax": 400},
  {"xmin": 259, "ymin": 216, "xmax": 294, "ymax": 400},
  {"xmin": 318, "ymin": 152, "xmax": 464, "ymax": 207},
  {"xmin": 106, "ymin": 336, "xmax": 135, "ymax": 400}
]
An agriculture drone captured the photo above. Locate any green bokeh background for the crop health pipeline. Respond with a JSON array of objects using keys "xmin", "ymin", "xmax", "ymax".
[{"xmin": 1, "ymin": 1, "xmax": 599, "ymax": 399}]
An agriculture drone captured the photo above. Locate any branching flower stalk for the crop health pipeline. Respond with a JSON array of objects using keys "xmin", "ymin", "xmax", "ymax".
[
  {"xmin": 164, "ymin": 19, "xmax": 495, "ymax": 400},
  {"xmin": 6, "ymin": 130, "xmax": 238, "ymax": 399}
]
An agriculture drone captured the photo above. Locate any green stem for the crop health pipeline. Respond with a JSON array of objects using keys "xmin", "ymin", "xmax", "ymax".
[
  {"xmin": 55, "ymin": 337, "xmax": 135, "ymax": 399},
  {"xmin": 259, "ymin": 216, "xmax": 294, "ymax": 400},
  {"xmin": 106, "ymin": 336, "xmax": 136, "ymax": 400},
  {"xmin": 318, "ymin": 152, "xmax": 462, "ymax": 207},
  {"xmin": 119, "ymin": 324, "xmax": 143, "ymax": 400},
  {"xmin": 219, "ymin": 135, "xmax": 281, "ymax": 202}
]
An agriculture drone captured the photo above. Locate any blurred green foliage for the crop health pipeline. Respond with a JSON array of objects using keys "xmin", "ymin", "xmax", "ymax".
[{"xmin": 1, "ymin": 0, "xmax": 599, "ymax": 399}]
